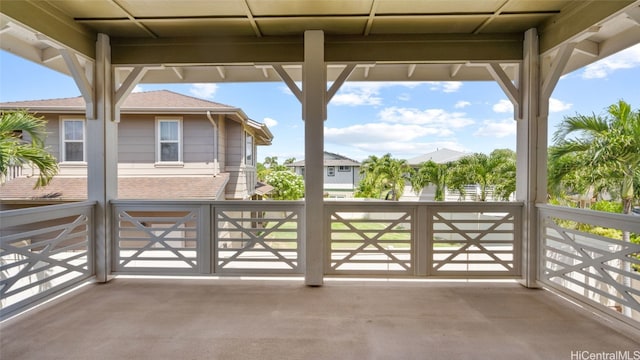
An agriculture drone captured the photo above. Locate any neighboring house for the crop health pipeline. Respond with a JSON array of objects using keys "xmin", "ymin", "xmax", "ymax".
[
  {"xmin": 401, "ymin": 148, "xmax": 469, "ymax": 201},
  {"xmin": 289, "ymin": 152, "xmax": 360, "ymax": 198},
  {"xmin": 0, "ymin": 90, "xmax": 272, "ymax": 207}
]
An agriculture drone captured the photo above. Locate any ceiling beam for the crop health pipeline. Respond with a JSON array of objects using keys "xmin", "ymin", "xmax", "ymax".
[
  {"xmin": 538, "ymin": 0, "xmax": 636, "ymax": 54},
  {"xmin": 41, "ymin": 46, "xmax": 62, "ymax": 63},
  {"xmin": 325, "ymin": 34, "xmax": 523, "ymax": 62},
  {"xmin": 241, "ymin": 0, "xmax": 262, "ymax": 37},
  {"xmin": 0, "ymin": 1, "xmax": 96, "ymax": 59},
  {"xmin": 450, "ymin": 63, "xmax": 463, "ymax": 78},
  {"xmin": 111, "ymin": 35, "xmax": 304, "ymax": 64},
  {"xmin": 363, "ymin": 0, "xmax": 380, "ymax": 36},
  {"xmin": 111, "ymin": 33, "xmax": 523, "ymax": 65},
  {"xmin": 473, "ymin": 0, "xmax": 512, "ymax": 34},
  {"xmin": 108, "ymin": 0, "xmax": 157, "ymax": 38},
  {"xmin": 574, "ymin": 39, "xmax": 599, "ymax": 57},
  {"xmin": 171, "ymin": 67, "xmax": 184, "ymax": 80}
]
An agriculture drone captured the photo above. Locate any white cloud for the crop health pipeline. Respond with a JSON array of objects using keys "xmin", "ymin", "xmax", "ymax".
[
  {"xmin": 492, "ymin": 97, "xmax": 571, "ymax": 115},
  {"xmin": 378, "ymin": 107, "xmax": 474, "ymax": 128},
  {"xmin": 492, "ymin": 99, "xmax": 513, "ymax": 113},
  {"xmin": 132, "ymin": 85, "xmax": 144, "ymax": 93},
  {"xmin": 331, "ymin": 90, "xmax": 382, "ymax": 106},
  {"xmin": 189, "ymin": 83, "xmax": 218, "ymax": 99},
  {"xmin": 426, "ymin": 81, "xmax": 463, "ymax": 93},
  {"xmin": 582, "ymin": 43, "xmax": 640, "ymax": 79},
  {"xmin": 474, "ymin": 118, "xmax": 517, "ymax": 138},
  {"xmin": 263, "ymin": 117, "xmax": 278, "ymax": 127},
  {"xmin": 454, "ymin": 100, "xmax": 471, "ymax": 109},
  {"xmin": 397, "ymin": 93, "xmax": 411, "ymax": 101},
  {"xmin": 330, "ymin": 82, "xmax": 427, "ymax": 106},
  {"xmin": 549, "ymin": 97, "xmax": 572, "ymax": 113},
  {"xmin": 325, "ymin": 123, "xmax": 448, "ymax": 144}
]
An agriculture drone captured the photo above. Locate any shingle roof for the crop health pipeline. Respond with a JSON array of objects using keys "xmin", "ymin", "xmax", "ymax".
[
  {"xmin": 289, "ymin": 151, "xmax": 360, "ymax": 167},
  {"xmin": 406, "ymin": 148, "xmax": 469, "ymax": 166},
  {"xmin": 0, "ymin": 174, "xmax": 229, "ymax": 201},
  {"xmin": 0, "ymin": 90, "xmax": 237, "ymax": 112}
]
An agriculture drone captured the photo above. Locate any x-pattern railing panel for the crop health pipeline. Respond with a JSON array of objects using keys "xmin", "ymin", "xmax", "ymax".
[
  {"xmin": 1, "ymin": 202, "xmax": 94, "ymax": 319},
  {"xmin": 114, "ymin": 205, "xmax": 201, "ymax": 274},
  {"xmin": 215, "ymin": 205, "xmax": 303, "ymax": 274},
  {"xmin": 430, "ymin": 207, "xmax": 520, "ymax": 275},
  {"xmin": 538, "ymin": 205, "xmax": 640, "ymax": 320},
  {"xmin": 326, "ymin": 205, "xmax": 413, "ymax": 275}
]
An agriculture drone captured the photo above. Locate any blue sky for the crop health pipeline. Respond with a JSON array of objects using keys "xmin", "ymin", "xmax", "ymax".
[{"xmin": 1, "ymin": 44, "xmax": 639, "ymax": 163}]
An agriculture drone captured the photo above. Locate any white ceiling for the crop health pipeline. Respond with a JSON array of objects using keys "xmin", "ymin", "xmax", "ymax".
[{"xmin": 1, "ymin": 0, "xmax": 639, "ymax": 83}]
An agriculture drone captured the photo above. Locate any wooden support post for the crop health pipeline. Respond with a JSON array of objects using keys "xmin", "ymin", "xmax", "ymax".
[
  {"xmin": 303, "ymin": 30, "xmax": 326, "ymax": 286},
  {"xmin": 89, "ymin": 33, "xmax": 118, "ymax": 282}
]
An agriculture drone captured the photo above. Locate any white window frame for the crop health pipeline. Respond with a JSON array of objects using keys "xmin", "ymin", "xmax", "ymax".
[
  {"xmin": 338, "ymin": 165, "xmax": 350, "ymax": 172},
  {"xmin": 245, "ymin": 132, "xmax": 254, "ymax": 166},
  {"xmin": 60, "ymin": 117, "xmax": 86, "ymax": 163},
  {"xmin": 156, "ymin": 118, "xmax": 183, "ymax": 163},
  {"xmin": 327, "ymin": 166, "xmax": 335, "ymax": 177}
]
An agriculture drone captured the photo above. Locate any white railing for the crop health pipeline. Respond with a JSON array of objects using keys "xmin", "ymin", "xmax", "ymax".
[
  {"xmin": 113, "ymin": 202, "xmax": 208, "ymax": 274},
  {"xmin": 112, "ymin": 200, "xmax": 522, "ymax": 278},
  {"xmin": 215, "ymin": 202, "xmax": 304, "ymax": 274},
  {"xmin": 326, "ymin": 203, "xmax": 414, "ymax": 275},
  {"xmin": 325, "ymin": 201, "xmax": 522, "ymax": 277},
  {"xmin": 0, "ymin": 201, "xmax": 95, "ymax": 319},
  {"xmin": 538, "ymin": 204, "xmax": 640, "ymax": 325},
  {"xmin": 0, "ymin": 164, "xmax": 23, "ymax": 185},
  {"xmin": 112, "ymin": 200, "xmax": 304, "ymax": 276},
  {"xmin": 430, "ymin": 203, "xmax": 520, "ymax": 276}
]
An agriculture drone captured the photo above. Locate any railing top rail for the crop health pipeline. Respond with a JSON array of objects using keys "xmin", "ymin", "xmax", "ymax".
[
  {"xmin": 324, "ymin": 200, "xmax": 524, "ymax": 207},
  {"xmin": 0, "ymin": 200, "xmax": 96, "ymax": 218},
  {"xmin": 537, "ymin": 203, "xmax": 640, "ymax": 233},
  {"xmin": 111, "ymin": 199, "xmax": 305, "ymax": 206}
]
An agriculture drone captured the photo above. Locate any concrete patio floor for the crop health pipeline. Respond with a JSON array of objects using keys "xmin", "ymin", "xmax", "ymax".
[{"xmin": 1, "ymin": 278, "xmax": 638, "ymax": 360}]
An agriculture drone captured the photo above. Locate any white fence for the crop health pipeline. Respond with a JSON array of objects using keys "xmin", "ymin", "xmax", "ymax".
[
  {"xmin": 1, "ymin": 200, "xmax": 523, "ymax": 318},
  {"xmin": 538, "ymin": 204, "xmax": 640, "ymax": 325},
  {"xmin": 0, "ymin": 202, "xmax": 95, "ymax": 319},
  {"xmin": 325, "ymin": 201, "xmax": 522, "ymax": 277},
  {"xmin": 112, "ymin": 201, "xmax": 305, "ymax": 276},
  {"xmin": 112, "ymin": 200, "xmax": 522, "ymax": 278}
]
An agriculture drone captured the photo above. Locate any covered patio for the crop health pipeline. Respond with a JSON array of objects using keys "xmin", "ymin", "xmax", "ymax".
[
  {"xmin": 1, "ymin": 0, "xmax": 640, "ymax": 356},
  {"xmin": 2, "ymin": 278, "xmax": 639, "ymax": 359}
]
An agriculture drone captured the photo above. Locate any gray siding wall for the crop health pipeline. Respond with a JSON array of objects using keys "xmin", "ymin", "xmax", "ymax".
[
  {"xmin": 217, "ymin": 114, "xmax": 226, "ymax": 170},
  {"xmin": 118, "ymin": 115, "xmax": 155, "ymax": 162},
  {"xmin": 182, "ymin": 115, "xmax": 215, "ymax": 163},
  {"xmin": 44, "ymin": 115, "xmax": 60, "ymax": 160},
  {"xmin": 324, "ymin": 166, "xmax": 357, "ymax": 186},
  {"xmin": 225, "ymin": 121, "xmax": 243, "ymax": 167},
  {"xmin": 118, "ymin": 114, "xmax": 215, "ymax": 163}
]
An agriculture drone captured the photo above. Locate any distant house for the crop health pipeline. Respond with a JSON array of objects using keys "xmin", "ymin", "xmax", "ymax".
[
  {"xmin": 401, "ymin": 148, "xmax": 469, "ymax": 201},
  {"xmin": 288, "ymin": 152, "xmax": 361, "ymax": 198},
  {"xmin": 0, "ymin": 90, "xmax": 273, "ymax": 207}
]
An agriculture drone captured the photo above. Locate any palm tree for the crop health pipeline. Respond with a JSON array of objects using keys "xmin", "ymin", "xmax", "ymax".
[
  {"xmin": 448, "ymin": 149, "xmax": 516, "ymax": 201},
  {"xmin": 356, "ymin": 153, "xmax": 410, "ymax": 200},
  {"xmin": 410, "ymin": 160, "xmax": 449, "ymax": 201},
  {"xmin": 549, "ymin": 100, "xmax": 639, "ymax": 214},
  {"xmin": 356, "ymin": 154, "xmax": 382, "ymax": 199},
  {"xmin": 0, "ymin": 110, "xmax": 58, "ymax": 188}
]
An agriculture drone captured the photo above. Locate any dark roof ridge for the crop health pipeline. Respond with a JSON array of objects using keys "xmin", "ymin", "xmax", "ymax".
[
  {"xmin": 147, "ymin": 89, "xmax": 236, "ymax": 109},
  {"xmin": 0, "ymin": 94, "xmax": 83, "ymax": 105},
  {"xmin": 324, "ymin": 151, "xmax": 359, "ymax": 163}
]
